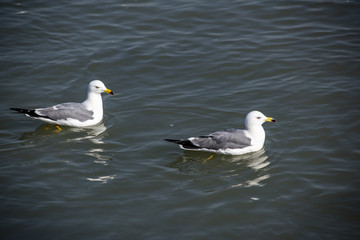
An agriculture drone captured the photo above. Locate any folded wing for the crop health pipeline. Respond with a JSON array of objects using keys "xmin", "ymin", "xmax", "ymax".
[{"xmin": 165, "ymin": 128, "xmax": 252, "ymax": 151}]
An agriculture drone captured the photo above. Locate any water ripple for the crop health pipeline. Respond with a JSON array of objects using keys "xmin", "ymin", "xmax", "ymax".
[{"xmin": 1, "ymin": 0, "xmax": 360, "ymax": 239}]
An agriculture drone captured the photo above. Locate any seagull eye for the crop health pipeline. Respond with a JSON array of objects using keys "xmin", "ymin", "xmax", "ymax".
[
  {"xmin": 257, "ymin": 117, "xmax": 261, "ymax": 119},
  {"xmin": 95, "ymin": 86, "xmax": 99, "ymax": 89}
]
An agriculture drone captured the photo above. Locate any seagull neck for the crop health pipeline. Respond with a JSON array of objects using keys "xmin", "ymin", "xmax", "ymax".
[
  {"xmin": 82, "ymin": 92, "xmax": 103, "ymax": 110},
  {"xmin": 246, "ymin": 125, "xmax": 265, "ymax": 138}
]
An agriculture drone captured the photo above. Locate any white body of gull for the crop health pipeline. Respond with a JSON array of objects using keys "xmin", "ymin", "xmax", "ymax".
[
  {"xmin": 10, "ymin": 80, "xmax": 114, "ymax": 127},
  {"xmin": 165, "ymin": 111, "xmax": 276, "ymax": 155}
]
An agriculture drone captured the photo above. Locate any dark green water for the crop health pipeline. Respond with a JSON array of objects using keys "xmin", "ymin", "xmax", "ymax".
[{"xmin": 1, "ymin": 0, "xmax": 360, "ymax": 239}]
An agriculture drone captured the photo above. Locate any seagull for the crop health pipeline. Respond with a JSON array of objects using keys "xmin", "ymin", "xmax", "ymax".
[
  {"xmin": 164, "ymin": 110, "xmax": 276, "ymax": 155},
  {"xmin": 10, "ymin": 80, "xmax": 114, "ymax": 128}
]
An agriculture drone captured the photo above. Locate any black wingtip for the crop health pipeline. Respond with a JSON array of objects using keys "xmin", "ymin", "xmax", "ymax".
[
  {"xmin": 10, "ymin": 108, "xmax": 31, "ymax": 114},
  {"xmin": 164, "ymin": 139, "xmax": 201, "ymax": 149},
  {"xmin": 164, "ymin": 139, "xmax": 180, "ymax": 144},
  {"xmin": 9, "ymin": 108, "xmax": 49, "ymax": 119}
]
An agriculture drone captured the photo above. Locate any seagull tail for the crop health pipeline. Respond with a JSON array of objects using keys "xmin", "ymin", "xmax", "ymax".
[
  {"xmin": 164, "ymin": 139, "xmax": 201, "ymax": 150},
  {"xmin": 10, "ymin": 108, "xmax": 47, "ymax": 119}
]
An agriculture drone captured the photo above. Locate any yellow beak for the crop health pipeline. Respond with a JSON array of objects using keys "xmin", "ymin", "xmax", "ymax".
[
  {"xmin": 104, "ymin": 88, "xmax": 114, "ymax": 95},
  {"xmin": 266, "ymin": 117, "xmax": 276, "ymax": 122}
]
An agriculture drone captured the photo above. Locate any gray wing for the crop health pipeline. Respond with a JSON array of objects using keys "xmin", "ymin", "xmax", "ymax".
[
  {"xmin": 36, "ymin": 102, "xmax": 94, "ymax": 122},
  {"xmin": 190, "ymin": 128, "xmax": 251, "ymax": 150}
]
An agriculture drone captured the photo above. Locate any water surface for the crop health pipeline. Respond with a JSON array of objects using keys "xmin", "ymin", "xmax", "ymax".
[{"xmin": 1, "ymin": 0, "xmax": 360, "ymax": 239}]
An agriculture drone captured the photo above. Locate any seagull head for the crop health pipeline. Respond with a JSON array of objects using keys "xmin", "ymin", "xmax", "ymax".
[
  {"xmin": 89, "ymin": 80, "xmax": 114, "ymax": 95},
  {"xmin": 245, "ymin": 110, "xmax": 276, "ymax": 129}
]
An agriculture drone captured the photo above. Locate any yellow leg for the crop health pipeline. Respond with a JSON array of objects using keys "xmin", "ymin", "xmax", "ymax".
[
  {"xmin": 202, "ymin": 153, "xmax": 216, "ymax": 163},
  {"xmin": 55, "ymin": 125, "xmax": 62, "ymax": 133}
]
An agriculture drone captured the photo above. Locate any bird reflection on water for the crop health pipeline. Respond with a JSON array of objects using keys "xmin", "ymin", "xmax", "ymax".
[
  {"xmin": 19, "ymin": 122, "xmax": 108, "ymax": 144},
  {"xmin": 18, "ymin": 123, "xmax": 115, "ymax": 183},
  {"xmin": 168, "ymin": 148, "xmax": 271, "ymax": 192}
]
